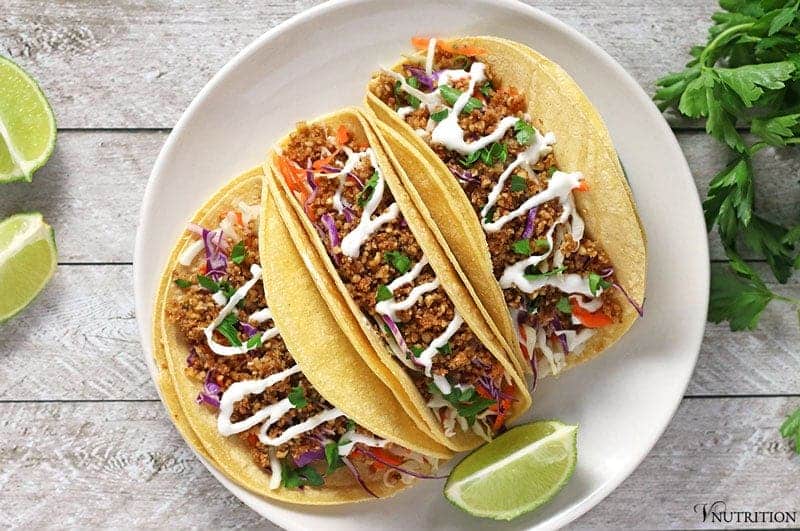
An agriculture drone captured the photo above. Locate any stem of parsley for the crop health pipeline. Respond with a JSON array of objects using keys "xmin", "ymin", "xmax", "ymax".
[{"xmin": 654, "ymin": 1, "xmax": 800, "ymax": 456}]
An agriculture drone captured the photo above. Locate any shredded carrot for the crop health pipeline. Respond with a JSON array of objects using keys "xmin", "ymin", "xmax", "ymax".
[
  {"xmin": 475, "ymin": 381, "xmax": 513, "ymax": 431},
  {"xmin": 312, "ymin": 154, "xmax": 334, "ymax": 171},
  {"xmin": 275, "ymin": 153, "xmax": 317, "ymax": 220},
  {"xmin": 575, "ymin": 181, "xmax": 590, "ymax": 192},
  {"xmin": 198, "ymin": 263, "xmax": 207, "ymax": 275},
  {"xmin": 411, "ymin": 36, "xmax": 486, "ymax": 57},
  {"xmin": 234, "ymin": 211, "xmax": 243, "ymax": 226},
  {"xmin": 336, "ymin": 124, "xmax": 350, "ymax": 146},
  {"xmin": 570, "ymin": 299, "xmax": 613, "ymax": 328}
]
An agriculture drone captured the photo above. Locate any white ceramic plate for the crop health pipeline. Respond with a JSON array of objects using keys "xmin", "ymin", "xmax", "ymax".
[{"xmin": 134, "ymin": 0, "xmax": 708, "ymax": 528}]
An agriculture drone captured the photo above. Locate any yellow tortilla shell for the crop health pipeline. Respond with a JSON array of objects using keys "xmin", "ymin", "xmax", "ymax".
[
  {"xmin": 153, "ymin": 168, "xmax": 447, "ymax": 505},
  {"xmin": 265, "ymin": 107, "xmax": 530, "ymax": 452},
  {"xmin": 365, "ymin": 36, "xmax": 646, "ymax": 375}
]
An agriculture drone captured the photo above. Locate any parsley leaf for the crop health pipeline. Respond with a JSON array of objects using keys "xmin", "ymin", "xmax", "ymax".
[
  {"xmin": 288, "ymin": 385, "xmax": 308, "ymax": 408},
  {"xmin": 436, "ymin": 342, "xmax": 452, "ymax": 355},
  {"xmin": 376, "ymin": 284, "xmax": 393, "ymax": 302},
  {"xmin": 246, "ymin": 333, "xmax": 262, "ymax": 349},
  {"xmin": 325, "ymin": 442, "xmax": 343, "ymax": 473},
  {"xmin": 780, "ymin": 407, "xmax": 800, "ymax": 454},
  {"xmin": 216, "ymin": 313, "xmax": 241, "ymax": 346},
  {"xmin": 430, "ymin": 109, "xmax": 449, "ymax": 122},
  {"xmin": 357, "ymin": 172, "xmax": 379, "ymax": 207},
  {"xmin": 427, "ymin": 382, "xmax": 495, "ymax": 426},
  {"xmin": 510, "ymin": 174, "xmax": 527, "ymax": 192},
  {"xmin": 514, "ymin": 120, "xmax": 537, "ymax": 145},
  {"xmin": 556, "ymin": 297, "xmax": 572, "ymax": 314},
  {"xmin": 524, "ymin": 266, "xmax": 566, "ymax": 281},
  {"xmin": 231, "ymin": 241, "xmax": 246, "ymax": 264},
  {"xmin": 751, "ymin": 113, "xmax": 800, "ymax": 146},
  {"xmin": 588, "ymin": 272, "xmax": 612, "ymax": 296},
  {"xmin": 174, "ymin": 278, "xmax": 192, "ymax": 289},
  {"xmin": 511, "ymin": 239, "xmax": 532, "ymax": 256},
  {"xmin": 479, "ymin": 81, "xmax": 493, "ymax": 97},
  {"xmin": 197, "ymin": 274, "xmax": 219, "ymax": 293},
  {"xmin": 282, "ymin": 463, "xmax": 324, "ymax": 488},
  {"xmin": 384, "ymin": 250, "xmax": 412, "ymax": 273},
  {"xmin": 709, "ymin": 262, "xmax": 774, "ymax": 331}
]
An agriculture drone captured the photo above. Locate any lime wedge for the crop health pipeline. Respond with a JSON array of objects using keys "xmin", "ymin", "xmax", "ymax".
[
  {"xmin": 444, "ymin": 420, "xmax": 578, "ymax": 521},
  {"xmin": 0, "ymin": 213, "xmax": 57, "ymax": 321},
  {"xmin": 0, "ymin": 56, "xmax": 57, "ymax": 183}
]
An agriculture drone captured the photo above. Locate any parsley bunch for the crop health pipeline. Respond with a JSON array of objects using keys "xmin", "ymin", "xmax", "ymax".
[{"xmin": 654, "ymin": 0, "xmax": 800, "ymax": 453}]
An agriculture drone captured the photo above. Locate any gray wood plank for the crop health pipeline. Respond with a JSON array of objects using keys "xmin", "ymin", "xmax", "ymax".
[
  {"xmin": 0, "ymin": 0, "xmax": 714, "ymax": 129},
  {"xmin": 1, "ymin": 130, "xmax": 796, "ymax": 264},
  {"xmin": 1, "ymin": 398, "xmax": 796, "ymax": 529},
  {"xmin": 0, "ymin": 263, "xmax": 797, "ymax": 401}
]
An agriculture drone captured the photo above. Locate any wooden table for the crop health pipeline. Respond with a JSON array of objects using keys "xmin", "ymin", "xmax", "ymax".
[{"xmin": 1, "ymin": 1, "xmax": 798, "ymax": 528}]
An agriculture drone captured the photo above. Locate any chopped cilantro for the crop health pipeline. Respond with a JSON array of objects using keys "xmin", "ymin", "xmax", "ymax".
[
  {"xmin": 216, "ymin": 313, "xmax": 241, "ymax": 346},
  {"xmin": 357, "ymin": 172, "xmax": 379, "ymax": 207},
  {"xmin": 197, "ymin": 274, "xmax": 219, "ymax": 293},
  {"xmin": 345, "ymin": 419, "xmax": 356, "ymax": 432},
  {"xmin": 460, "ymin": 150, "xmax": 482, "ymax": 167},
  {"xmin": 480, "ymin": 142, "xmax": 507, "ymax": 165},
  {"xmin": 511, "ymin": 239, "xmax": 532, "ymax": 256},
  {"xmin": 514, "ymin": 120, "xmax": 537, "ymax": 145},
  {"xmin": 534, "ymin": 238, "xmax": 550, "ymax": 251},
  {"xmin": 436, "ymin": 342, "xmax": 452, "ymax": 355},
  {"xmin": 462, "ymin": 96, "xmax": 483, "ymax": 114},
  {"xmin": 483, "ymin": 205, "xmax": 496, "ymax": 224},
  {"xmin": 324, "ymin": 442, "xmax": 342, "ymax": 473},
  {"xmin": 556, "ymin": 296, "xmax": 572, "ymax": 314},
  {"xmin": 510, "ymin": 174, "xmax": 527, "ymax": 192},
  {"xmin": 288, "ymin": 385, "xmax": 308, "ymax": 408},
  {"xmin": 410, "ymin": 345, "xmax": 425, "ymax": 357},
  {"xmin": 428, "ymin": 383, "xmax": 495, "ymax": 426},
  {"xmin": 282, "ymin": 463, "xmax": 324, "ymax": 488},
  {"xmin": 230, "ymin": 241, "xmax": 246, "ymax": 264},
  {"xmin": 588, "ymin": 272, "xmax": 612, "ymax": 296},
  {"xmin": 547, "ymin": 166, "xmax": 557, "ymax": 176},
  {"xmin": 524, "ymin": 266, "xmax": 566, "ymax": 281},
  {"xmin": 246, "ymin": 333, "xmax": 262, "ymax": 349},
  {"xmin": 404, "ymin": 76, "xmax": 421, "ymax": 108},
  {"xmin": 219, "ymin": 280, "xmax": 236, "ymax": 299},
  {"xmin": 479, "ymin": 81, "xmax": 493, "ymax": 97},
  {"xmin": 430, "ymin": 109, "xmax": 449, "ymax": 122},
  {"xmin": 174, "ymin": 278, "xmax": 192, "ymax": 289},
  {"xmin": 376, "ymin": 284, "xmax": 393, "ymax": 302},
  {"xmin": 439, "ymin": 85, "xmax": 461, "ymax": 106},
  {"xmin": 384, "ymin": 250, "xmax": 411, "ymax": 274}
]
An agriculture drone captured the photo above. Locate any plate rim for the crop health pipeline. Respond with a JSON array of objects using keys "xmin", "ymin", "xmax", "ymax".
[{"xmin": 134, "ymin": 0, "xmax": 708, "ymax": 528}]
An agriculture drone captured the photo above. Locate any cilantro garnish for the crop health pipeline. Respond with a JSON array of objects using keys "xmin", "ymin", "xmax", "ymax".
[
  {"xmin": 376, "ymin": 284, "xmax": 393, "ymax": 302},
  {"xmin": 231, "ymin": 241, "xmax": 246, "ymax": 264},
  {"xmin": 357, "ymin": 172, "xmax": 379, "ymax": 207},
  {"xmin": 462, "ymin": 143, "xmax": 507, "ymax": 167},
  {"xmin": 197, "ymin": 274, "xmax": 219, "ymax": 293},
  {"xmin": 288, "ymin": 385, "xmax": 308, "ymax": 408},
  {"xmin": 483, "ymin": 205, "xmax": 496, "ymax": 224},
  {"xmin": 524, "ymin": 266, "xmax": 566, "ymax": 281},
  {"xmin": 534, "ymin": 238, "xmax": 549, "ymax": 251},
  {"xmin": 510, "ymin": 174, "xmax": 527, "ymax": 192},
  {"xmin": 282, "ymin": 463, "xmax": 324, "ymax": 488},
  {"xmin": 514, "ymin": 120, "xmax": 536, "ymax": 145},
  {"xmin": 436, "ymin": 342, "xmax": 452, "ymax": 355},
  {"xmin": 547, "ymin": 166, "xmax": 557, "ymax": 176},
  {"xmin": 405, "ymin": 76, "xmax": 422, "ymax": 108},
  {"xmin": 653, "ymin": 4, "xmax": 800, "ymax": 453},
  {"xmin": 479, "ymin": 81, "xmax": 493, "ymax": 97},
  {"xmin": 462, "ymin": 96, "xmax": 483, "ymax": 114},
  {"xmin": 345, "ymin": 419, "xmax": 355, "ymax": 432},
  {"xmin": 428, "ymin": 382, "xmax": 495, "ymax": 426},
  {"xmin": 384, "ymin": 250, "xmax": 412, "ymax": 274},
  {"xmin": 246, "ymin": 333, "xmax": 262, "ymax": 349},
  {"xmin": 430, "ymin": 109, "xmax": 449, "ymax": 122},
  {"xmin": 410, "ymin": 345, "xmax": 425, "ymax": 357},
  {"xmin": 588, "ymin": 272, "xmax": 612, "ymax": 296},
  {"xmin": 439, "ymin": 85, "xmax": 482, "ymax": 114},
  {"xmin": 781, "ymin": 408, "xmax": 800, "ymax": 454},
  {"xmin": 325, "ymin": 442, "xmax": 343, "ymax": 473},
  {"xmin": 216, "ymin": 313, "xmax": 241, "ymax": 346},
  {"xmin": 219, "ymin": 280, "xmax": 236, "ymax": 299},
  {"xmin": 511, "ymin": 239, "xmax": 532, "ymax": 256},
  {"xmin": 556, "ymin": 297, "xmax": 572, "ymax": 314},
  {"xmin": 174, "ymin": 278, "xmax": 192, "ymax": 289}
]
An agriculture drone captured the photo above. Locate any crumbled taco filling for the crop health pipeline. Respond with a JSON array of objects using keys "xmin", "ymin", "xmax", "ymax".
[
  {"xmin": 276, "ymin": 122, "xmax": 517, "ymax": 438},
  {"xmin": 370, "ymin": 38, "xmax": 642, "ymax": 377},
  {"xmin": 167, "ymin": 206, "xmax": 431, "ymax": 493}
]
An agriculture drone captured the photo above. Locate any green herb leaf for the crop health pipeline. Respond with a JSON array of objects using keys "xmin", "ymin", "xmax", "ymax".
[
  {"xmin": 588, "ymin": 272, "xmax": 612, "ymax": 296},
  {"xmin": 524, "ymin": 266, "xmax": 566, "ymax": 281},
  {"xmin": 510, "ymin": 174, "xmax": 527, "ymax": 192},
  {"xmin": 325, "ymin": 442, "xmax": 342, "ymax": 473},
  {"xmin": 216, "ymin": 313, "xmax": 242, "ymax": 346},
  {"xmin": 197, "ymin": 274, "xmax": 219, "ymax": 293},
  {"xmin": 462, "ymin": 96, "xmax": 483, "ymax": 114},
  {"xmin": 439, "ymin": 85, "xmax": 461, "ymax": 106},
  {"xmin": 376, "ymin": 284, "xmax": 393, "ymax": 302},
  {"xmin": 715, "ymin": 62, "xmax": 795, "ymax": 106},
  {"xmin": 534, "ymin": 238, "xmax": 550, "ymax": 251},
  {"xmin": 288, "ymin": 385, "xmax": 308, "ymax": 408},
  {"xmin": 479, "ymin": 81, "xmax": 493, "ymax": 97},
  {"xmin": 357, "ymin": 172, "xmax": 379, "ymax": 207},
  {"xmin": 709, "ymin": 262, "xmax": 775, "ymax": 331},
  {"xmin": 483, "ymin": 205, "xmax": 496, "ymax": 224},
  {"xmin": 436, "ymin": 342, "xmax": 452, "ymax": 355},
  {"xmin": 547, "ymin": 166, "xmax": 557, "ymax": 177},
  {"xmin": 430, "ymin": 109, "xmax": 449, "ymax": 122},
  {"xmin": 174, "ymin": 278, "xmax": 192, "ymax": 289},
  {"xmin": 751, "ymin": 113, "xmax": 800, "ymax": 146},
  {"xmin": 409, "ymin": 345, "xmax": 424, "ymax": 358},
  {"xmin": 246, "ymin": 333, "xmax": 262, "ymax": 349},
  {"xmin": 460, "ymin": 150, "xmax": 481, "ymax": 167},
  {"xmin": 511, "ymin": 239, "xmax": 532, "ymax": 256},
  {"xmin": 556, "ymin": 296, "xmax": 572, "ymax": 314},
  {"xmin": 282, "ymin": 463, "xmax": 324, "ymax": 488},
  {"xmin": 384, "ymin": 250, "xmax": 412, "ymax": 273},
  {"xmin": 427, "ymin": 382, "xmax": 495, "ymax": 426},
  {"xmin": 514, "ymin": 120, "xmax": 537, "ymax": 145},
  {"xmin": 780, "ymin": 406, "xmax": 800, "ymax": 454},
  {"xmin": 231, "ymin": 241, "xmax": 246, "ymax": 264}
]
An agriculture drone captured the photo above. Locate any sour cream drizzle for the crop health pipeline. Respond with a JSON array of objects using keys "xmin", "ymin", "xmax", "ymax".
[
  {"xmin": 340, "ymin": 148, "xmax": 400, "ymax": 258},
  {"xmin": 179, "ymin": 239, "xmax": 204, "ymax": 266},
  {"xmin": 324, "ymin": 146, "xmax": 364, "ymax": 214}
]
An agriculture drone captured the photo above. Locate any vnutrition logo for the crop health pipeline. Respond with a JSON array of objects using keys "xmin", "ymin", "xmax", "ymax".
[{"xmin": 693, "ymin": 500, "xmax": 797, "ymax": 525}]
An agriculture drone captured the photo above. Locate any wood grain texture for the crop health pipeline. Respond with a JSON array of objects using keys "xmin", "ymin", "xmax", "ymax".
[
  {"xmin": 1, "ymin": 398, "xmax": 796, "ymax": 529},
  {"xmin": 0, "ymin": 263, "xmax": 796, "ymax": 401},
  {"xmin": 1, "ymin": 131, "xmax": 796, "ymax": 264},
  {"xmin": 0, "ymin": 0, "xmax": 715, "ymax": 129}
]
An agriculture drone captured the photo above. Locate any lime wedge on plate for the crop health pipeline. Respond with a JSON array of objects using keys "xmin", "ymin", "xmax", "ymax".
[
  {"xmin": 0, "ymin": 213, "xmax": 57, "ymax": 322},
  {"xmin": 0, "ymin": 55, "xmax": 57, "ymax": 183},
  {"xmin": 444, "ymin": 420, "xmax": 578, "ymax": 521}
]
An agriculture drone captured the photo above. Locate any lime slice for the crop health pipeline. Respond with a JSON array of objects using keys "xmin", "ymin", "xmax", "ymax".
[
  {"xmin": 0, "ymin": 56, "xmax": 57, "ymax": 183},
  {"xmin": 0, "ymin": 213, "xmax": 57, "ymax": 322},
  {"xmin": 444, "ymin": 420, "xmax": 578, "ymax": 521}
]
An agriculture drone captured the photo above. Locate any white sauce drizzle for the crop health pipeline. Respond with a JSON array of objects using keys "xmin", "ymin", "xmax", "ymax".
[
  {"xmin": 249, "ymin": 308, "xmax": 273, "ymax": 323},
  {"xmin": 179, "ymin": 239, "xmax": 204, "ymax": 266},
  {"xmin": 397, "ymin": 106, "xmax": 415, "ymax": 118},
  {"xmin": 340, "ymin": 149, "xmax": 400, "ymax": 257},
  {"xmin": 324, "ymin": 146, "xmax": 365, "ymax": 214},
  {"xmin": 338, "ymin": 432, "xmax": 389, "ymax": 457},
  {"xmin": 376, "ymin": 279, "xmax": 440, "ymax": 321},
  {"xmin": 432, "ymin": 373, "xmax": 451, "ymax": 395},
  {"xmin": 211, "ymin": 291, "xmax": 228, "ymax": 306},
  {"xmin": 416, "ymin": 313, "xmax": 464, "ymax": 377},
  {"xmin": 425, "ymin": 38, "xmax": 437, "ymax": 74},
  {"xmin": 268, "ymin": 448, "xmax": 282, "ymax": 489},
  {"xmin": 259, "ymin": 407, "xmax": 344, "ymax": 446}
]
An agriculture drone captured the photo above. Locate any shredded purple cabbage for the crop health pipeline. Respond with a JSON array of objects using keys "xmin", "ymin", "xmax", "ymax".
[
  {"xmin": 202, "ymin": 228, "xmax": 228, "ymax": 281},
  {"xmin": 382, "ymin": 315, "xmax": 409, "ymax": 357},
  {"xmin": 449, "ymin": 166, "xmax": 479, "ymax": 184},
  {"xmin": 196, "ymin": 371, "xmax": 221, "ymax": 409},
  {"xmin": 614, "ymin": 282, "xmax": 645, "ymax": 317},
  {"xmin": 522, "ymin": 207, "xmax": 539, "ymax": 239},
  {"xmin": 471, "ymin": 357, "xmax": 491, "ymax": 371},
  {"xmin": 358, "ymin": 447, "xmax": 445, "ymax": 479},
  {"xmin": 517, "ymin": 312, "xmax": 538, "ymax": 392},
  {"xmin": 600, "ymin": 267, "xmax": 614, "ymax": 278},
  {"xmin": 238, "ymin": 321, "xmax": 259, "ymax": 338},
  {"xmin": 294, "ymin": 446, "xmax": 325, "ymax": 467},
  {"xmin": 341, "ymin": 455, "xmax": 378, "ymax": 498},
  {"xmin": 320, "ymin": 213, "xmax": 341, "ymax": 262},
  {"xmin": 404, "ymin": 65, "xmax": 438, "ymax": 91},
  {"xmin": 348, "ymin": 172, "xmax": 364, "ymax": 189},
  {"xmin": 550, "ymin": 316, "xmax": 570, "ymax": 354},
  {"xmin": 186, "ymin": 347, "xmax": 198, "ymax": 367},
  {"xmin": 343, "ymin": 205, "xmax": 355, "ymax": 223}
]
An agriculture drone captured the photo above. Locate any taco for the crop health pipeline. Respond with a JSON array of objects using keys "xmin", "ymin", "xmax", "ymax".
[
  {"xmin": 265, "ymin": 108, "xmax": 531, "ymax": 452},
  {"xmin": 365, "ymin": 36, "xmax": 646, "ymax": 381},
  {"xmin": 153, "ymin": 168, "xmax": 451, "ymax": 505}
]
